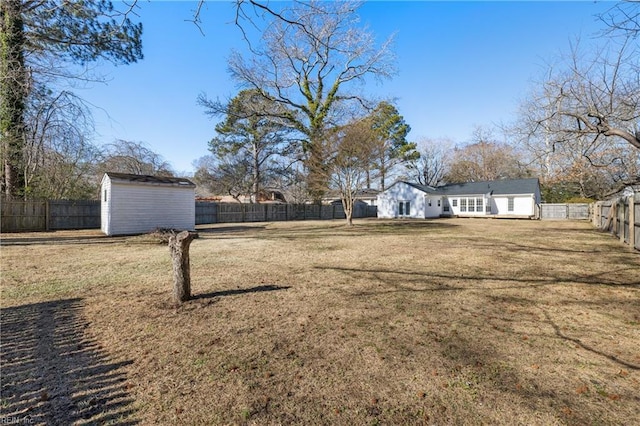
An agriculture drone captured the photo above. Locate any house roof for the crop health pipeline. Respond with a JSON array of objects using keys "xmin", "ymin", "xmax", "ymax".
[
  {"xmin": 323, "ymin": 188, "xmax": 380, "ymax": 201},
  {"xmin": 104, "ymin": 172, "xmax": 196, "ymax": 188},
  {"xmin": 397, "ymin": 178, "xmax": 540, "ymax": 196}
]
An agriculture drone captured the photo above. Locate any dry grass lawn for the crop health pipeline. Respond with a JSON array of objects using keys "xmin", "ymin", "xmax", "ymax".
[{"xmin": 1, "ymin": 218, "xmax": 639, "ymax": 425}]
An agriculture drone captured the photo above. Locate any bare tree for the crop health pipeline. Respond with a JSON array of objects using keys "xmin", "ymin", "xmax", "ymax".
[
  {"xmin": 328, "ymin": 118, "xmax": 376, "ymax": 226},
  {"xmin": 405, "ymin": 137, "xmax": 452, "ymax": 187},
  {"xmin": 520, "ymin": 37, "xmax": 639, "ymax": 152},
  {"xmin": 599, "ymin": 1, "xmax": 640, "ymax": 38},
  {"xmin": 222, "ymin": 0, "xmax": 396, "ymax": 201},
  {"xmin": 99, "ymin": 140, "xmax": 174, "ymax": 177},
  {"xmin": 510, "ymin": 35, "xmax": 639, "ymax": 198},
  {"xmin": 22, "ymin": 86, "xmax": 101, "ymax": 199},
  {"xmin": 446, "ymin": 127, "xmax": 532, "ymax": 184}
]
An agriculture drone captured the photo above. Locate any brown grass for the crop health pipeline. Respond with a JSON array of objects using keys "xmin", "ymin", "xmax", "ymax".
[{"xmin": 1, "ymin": 218, "xmax": 639, "ymax": 425}]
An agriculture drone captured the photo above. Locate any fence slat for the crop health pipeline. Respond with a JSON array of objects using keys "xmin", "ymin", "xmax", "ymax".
[
  {"xmin": 591, "ymin": 193, "xmax": 639, "ymax": 251},
  {"xmin": 540, "ymin": 203, "xmax": 589, "ymax": 220}
]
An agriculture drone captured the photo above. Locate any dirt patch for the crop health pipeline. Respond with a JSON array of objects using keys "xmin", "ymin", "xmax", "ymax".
[{"xmin": 1, "ymin": 219, "xmax": 638, "ymax": 424}]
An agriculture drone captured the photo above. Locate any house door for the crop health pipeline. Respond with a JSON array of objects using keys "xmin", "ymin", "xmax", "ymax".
[{"xmin": 398, "ymin": 200, "xmax": 411, "ymax": 217}]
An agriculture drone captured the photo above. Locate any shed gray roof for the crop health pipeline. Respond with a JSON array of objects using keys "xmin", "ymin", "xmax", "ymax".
[
  {"xmin": 401, "ymin": 178, "xmax": 540, "ymax": 196},
  {"xmin": 104, "ymin": 172, "xmax": 196, "ymax": 187}
]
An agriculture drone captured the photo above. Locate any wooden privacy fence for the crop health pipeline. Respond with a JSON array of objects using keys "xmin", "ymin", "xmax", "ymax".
[
  {"xmin": 540, "ymin": 203, "xmax": 590, "ymax": 220},
  {"xmin": 591, "ymin": 192, "xmax": 639, "ymax": 251},
  {"xmin": 195, "ymin": 202, "xmax": 377, "ymax": 224},
  {"xmin": 1, "ymin": 198, "xmax": 377, "ymax": 232},
  {"xmin": 1, "ymin": 199, "xmax": 100, "ymax": 232}
]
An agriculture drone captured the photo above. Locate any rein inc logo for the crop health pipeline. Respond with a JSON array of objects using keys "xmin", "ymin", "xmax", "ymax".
[{"xmin": 0, "ymin": 416, "xmax": 34, "ymax": 425}]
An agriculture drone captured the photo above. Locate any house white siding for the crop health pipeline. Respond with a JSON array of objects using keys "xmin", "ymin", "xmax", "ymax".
[
  {"xmin": 101, "ymin": 173, "xmax": 195, "ymax": 236},
  {"xmin": 377, "ymin": 182, "xmax": 427, "ymax": 218},
  {"xmin": 424, "ymin": 195, "xmax": 443, "ymax": 218},
  {"xmin": 492, "ymin": 195, "xmax": 536, "ymax": 216},
  {"xmin": 377, "ymin": 178, "xmax": 541, "ymax": 220}
]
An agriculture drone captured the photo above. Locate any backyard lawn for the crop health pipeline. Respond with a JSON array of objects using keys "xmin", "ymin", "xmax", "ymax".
[{"xmin": 1, "ymin": 218, "xmax": 639, "ymax": 425}]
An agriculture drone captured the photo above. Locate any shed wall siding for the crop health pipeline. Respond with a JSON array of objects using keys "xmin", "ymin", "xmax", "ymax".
[
  {"xmin": 106, "ymin": 181, "xmax": 195, "ymax": 235},
  {"xmin": 100, "ymin": 178, "xmax": 112, "ymax": 235}
]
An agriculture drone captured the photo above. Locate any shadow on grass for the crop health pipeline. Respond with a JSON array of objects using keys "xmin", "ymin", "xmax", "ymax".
[
  {"xmin": 0, "ymin": 234, "xmax": 120, "ymax": 247},
  {"xmin": 192, "ymin": 284, "xmax": 291, "ymax": 301},
  {"xmin": 197, "ymin": 224, "xmax": 268, "ymax": 235},
  {"xmin": 541, "ymin": 310, "xmax": 640, "ymax": 371},
  {"xmin": 322, "ymin": 264, "xmax": 639, "ymax": 372},
  {"xmin": 315, "ymin": 266, "xmax": 640, "ymax": 290},
  {"xmin": 0, "ymin": 299, "xmax": 137, "ymax": 425},
  {"xmin": 264, "ymin": 220, "xmax": 459, "ymax": 240}
]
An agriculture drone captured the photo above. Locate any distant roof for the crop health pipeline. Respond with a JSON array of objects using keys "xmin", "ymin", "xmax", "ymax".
[
  {"xmin": 398, "ymin": 178, "xmax": 540, "ymax": 196},
  {"xmin": 104, "ymin": 172, "xmax": 195, "ymax": 188},
  {"xmin": 323, "ymin": 188, "xmax": 380, "ymax": 200}
]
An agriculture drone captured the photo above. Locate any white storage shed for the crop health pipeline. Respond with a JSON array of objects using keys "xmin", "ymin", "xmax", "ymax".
[{"xmin": 101, "ymin": 172, "xmax": 196, "ymax": 236}]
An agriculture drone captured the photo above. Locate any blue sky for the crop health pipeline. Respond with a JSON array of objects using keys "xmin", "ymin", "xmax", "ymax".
[{"xmin": 75, "ymin": 1, "xmax": 612, "ymax": 175}]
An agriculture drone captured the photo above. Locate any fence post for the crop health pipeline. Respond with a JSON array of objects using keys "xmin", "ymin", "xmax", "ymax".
[
  {"xmin": 45, "ymin": 199, "xmax": 50, "ymax": 231},
  {"xmin": 619, "ymin": 198, "xmax": 625, "ymax": 244}
]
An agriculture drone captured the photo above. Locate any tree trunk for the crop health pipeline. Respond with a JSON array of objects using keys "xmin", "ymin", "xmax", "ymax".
[
  {"xmin": 251, "ymin": 143, "xmax": 259, "ymax": 203},
  {"xmin": 168, "ymin": 230, "xmax": 197, "ymax": 304},
  {"xmin": 1, "ymin": 0, "xmax": 28, "ymax": 198}
]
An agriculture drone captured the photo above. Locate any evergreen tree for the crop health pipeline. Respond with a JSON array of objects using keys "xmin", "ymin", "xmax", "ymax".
[{"xmin": 1, "ymin": 0, "xmax": 143, "ymax": 198}]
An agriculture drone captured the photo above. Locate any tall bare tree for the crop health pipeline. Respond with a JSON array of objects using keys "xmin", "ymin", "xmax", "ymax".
[
  {"xmin": 518, "ymin": 37, "xmax": 639, "ymax": 153},
  {"xmin": 220, "ymin": 0, "xmax": 396, "ymax": 201}
]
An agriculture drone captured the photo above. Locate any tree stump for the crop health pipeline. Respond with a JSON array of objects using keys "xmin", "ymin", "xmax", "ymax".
[{"xmin": 168, "ymin": 230, "xmax": 197, "ymax": 304}]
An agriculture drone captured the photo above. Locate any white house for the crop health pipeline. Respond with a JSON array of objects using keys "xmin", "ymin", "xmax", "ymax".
[
  {"xmin": 101, "ymin": 172, "xmax": 196, "ymax": 236},
  {"xmin": 377, "ymin": 178, "xmax": 541, "ymax": 219}
]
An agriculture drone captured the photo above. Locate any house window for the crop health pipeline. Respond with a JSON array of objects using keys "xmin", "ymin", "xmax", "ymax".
[
  {"xmin": 476, "ymin": 198, "xmax": 483, "ymax": 212},
  {"xmin": 428, "ymin": 199, "xmax": 432, "ymax": 207},
  {"xmin": 508, "ymin": 197, "xmax": 514, "ymax": 212},
  {"xmin": 405, "ymin": 201, "xmax": 410, "ymax": 215},
  {"xmin": 103, "ymin": 189, "xmax": 107, "ymax": 202},
  {"xmin": 468, "ymin": 198, "xmax": 475, "ymax": 212},
  {"xmin": 460, "ymin": 198, "xmax": 467, "ymax": 212},
  {"xmin": 399, "ymin": 202, "xmax": 404, "ymax": 216},
  {"xmin": 444, "ymin": 205, "xmax": 450, "ymax": 212},
  {"xmin": 437, "ymin": 199, "xmax": 441, "ymax": 207},
  {"xmin": 452, "ymin": 199, "xmax": 458, "ymax": 207}
]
